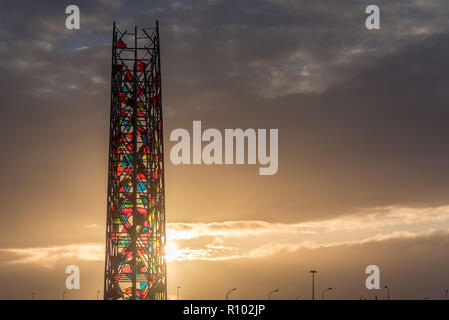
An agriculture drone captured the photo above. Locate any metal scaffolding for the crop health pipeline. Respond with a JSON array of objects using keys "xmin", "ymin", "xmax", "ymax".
[{"xmin": 104, "ymin": 22, "xmax": 166, "ymax": 300}]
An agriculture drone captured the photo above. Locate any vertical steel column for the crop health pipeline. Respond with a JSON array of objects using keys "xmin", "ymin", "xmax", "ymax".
[
  {"xmin": 131, "ymin": 25, "xmax": 138, "ymax": 300},
  {"xmin": 155, "ymin": 20, "xmax": 168, "ymax": 296}
]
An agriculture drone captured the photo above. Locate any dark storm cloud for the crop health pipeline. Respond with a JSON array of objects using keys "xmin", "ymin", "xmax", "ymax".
[{"xmin": 272, "ymin": 32, "xmax": 449, "ymax": 220}]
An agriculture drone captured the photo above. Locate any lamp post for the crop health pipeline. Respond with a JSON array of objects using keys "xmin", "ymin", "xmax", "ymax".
[
  {"xmin": 177, "ymin": 286, "xmax": 181, "ymax": 300},
  {"xmin": 384, "ymin": 286, "xmax": 390, "ymax": 300},
  {"xmin": 268, "ymin": 289, "xmax": 279, "ymax": 300},
  {"xmin": 226, "ymin": 288, "xmax": 236, "ymax": 300},
  {"xmin": 309, "ymin": 270, "xmax": 317, "ymax": 300},
  {"xmin": 321, "ymin": 287, "xmax": 333, "ymax": 300}
]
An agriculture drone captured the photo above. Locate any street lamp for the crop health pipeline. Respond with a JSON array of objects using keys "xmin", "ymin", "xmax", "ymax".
[
  {"xmin": 177, "ymin": 286, "xmax": 181, "ymax": 300},
  {"xmin": 321, "ymin": 287, "xmax": 333, "ymax": 300},
  {"xmin": 268, "ymin": 289, "xmax": 279, "ymax": 300},
  {"xmin": 226, "ymin": 288, "xmax": 236, "ymax": 300},
  {"xmin": 384, "ymin": 286, "xmax": 390, "ymax": 300},
  {"xmin": 309, "ymin": 270, "xmax": 317, "ymax": 300}
]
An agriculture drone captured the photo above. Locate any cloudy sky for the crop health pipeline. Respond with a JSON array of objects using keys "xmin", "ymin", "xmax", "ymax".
[{"xmin": 1, "ymin": 0, "xmax": 449, "ymax": 300}]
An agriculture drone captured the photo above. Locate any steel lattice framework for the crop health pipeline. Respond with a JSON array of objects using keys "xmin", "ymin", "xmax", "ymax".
[{"xmin": 104, "ymin": 22, "xmax": 166, "ymax": 300}]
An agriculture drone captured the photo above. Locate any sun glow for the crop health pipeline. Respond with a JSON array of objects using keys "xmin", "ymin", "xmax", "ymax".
[{"xmin": 165, "ymin": 242, "xmax": 179, "ymax": 261}]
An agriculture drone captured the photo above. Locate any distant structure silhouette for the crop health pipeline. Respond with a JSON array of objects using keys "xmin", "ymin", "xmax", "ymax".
[
  {"xmin": 104, "ymin": 21, "xmax": 167, "ymax": 300},
  {"xmin": 309, "ymin": 270, "xmax": 317, "ymax": 300}
]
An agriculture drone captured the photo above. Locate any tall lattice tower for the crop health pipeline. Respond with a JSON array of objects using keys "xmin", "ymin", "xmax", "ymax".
[{"xmin": 104, "ymin": 22, "xmax": 167, "ymax": 300}]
